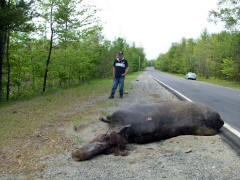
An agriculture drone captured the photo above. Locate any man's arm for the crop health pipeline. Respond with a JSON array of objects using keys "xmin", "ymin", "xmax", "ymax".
[
  {"xmin": 122, "ymin": 67, "xmax": 129, "ymax": 76},
  {"xmin": 112, "ymin": 67, "xmax": 115, "ymax": 78}
]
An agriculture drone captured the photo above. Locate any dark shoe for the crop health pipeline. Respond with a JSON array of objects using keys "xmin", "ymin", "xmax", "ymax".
[
  {"xmin": 120, "ymin": 95, "xmax": 123, "ymax": 99},
  {"xmin": 109, "ymin": 95, "xmax": 114, "ymax": 99}
]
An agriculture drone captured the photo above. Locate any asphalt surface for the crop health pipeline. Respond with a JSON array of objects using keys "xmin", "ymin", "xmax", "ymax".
[{"xmin": 149, "ymin": 67, "xmax": 240, "ymax": 132}]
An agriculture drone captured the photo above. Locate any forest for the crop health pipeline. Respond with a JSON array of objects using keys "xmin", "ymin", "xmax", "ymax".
[
  {"xmin": 154, "ymin": 0, "xmax": 240, "ymax": 82},
  {"xmin": 0, "ymin": 0, "xmax": 147, "ymax": 103},
  {"xmin": 154, "ymin": 30, "xmax": 240, "ymax": 81}
]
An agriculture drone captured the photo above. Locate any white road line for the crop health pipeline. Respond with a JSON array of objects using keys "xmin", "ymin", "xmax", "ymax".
[
  {"xmin": 224, "ymin": 123, "xmax": 240, "ymax": 138},
  {"xmin": 153, "ymin": 77, "xmax": 193, "ymax": 102},
  {"xmin": 152, "ymin": 76, "xmax": 240, "ymax": 139}
]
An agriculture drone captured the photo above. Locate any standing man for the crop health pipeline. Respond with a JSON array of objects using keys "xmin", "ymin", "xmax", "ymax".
[{"xmin": 109, "ymin": 51, "xmax": 129, "ymax": 99}]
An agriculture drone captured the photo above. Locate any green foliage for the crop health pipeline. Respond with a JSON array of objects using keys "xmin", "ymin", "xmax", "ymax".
[
  {"xmin": 0, "ymin": 0, "xmax": 147, "ymax": 102},
  {"xmin": 0, "ymin": 0, "xmax": 35, "ymax": 31},
  {"xmin": 0, "ymin": 0, "xmax": 37, "ymax": 102},
  {"xmin": 154, "ymin": 30, "xmax": 240, "ymax": 81},
  {"xmin": 209, "ymin": 0, "xmax": 240, "ymax": 30},
  {"xmin": 221, "ymin": 58, "xmax": 238, "ymax": 80},
  {"xmin": 1, "ymin": 29, "xmax": 147, "ymax": 101}
]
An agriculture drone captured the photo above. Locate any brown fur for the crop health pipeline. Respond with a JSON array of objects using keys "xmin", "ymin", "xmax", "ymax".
[
  {"xmin": 109, "ymin": 131, "xmax": 128, "ymax": 156},
  {"xmin": 72, "ymin": 148, "xmax": 88, "ymax": 161},
  {"xmin": 90, "ymin": 134, "xmax": 108, "ymax": 143}
]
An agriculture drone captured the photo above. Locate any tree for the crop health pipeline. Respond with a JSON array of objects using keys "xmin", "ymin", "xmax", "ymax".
[
  {"xmin": 42, "ymin": 0, "xmax": 55, "ymax": 93},
  {"xmin": 221, "ymin": 57, "xmax": 238, "ymax": 79},
  {"xmin": 0, "ymin": 0, "xmax": 147, "ymax": 102},
  {"xmin": 40, "ymin": 0, "xmax": 99, "ymax": 92},
  {"xmin": 209, "ymin": 0, "xmax": 240, "ymax": 30},
  {"xmin": 210, "ymin": 1, "xmax": 240, "ymax": 80},
  {"xmin": 6, "ymin": 29, "xmax": 10, "ymax": 101},
  {"xmin": 185, "ymin": 38, "xmax": 196, "ymax": 72},
  {"xmin": 0, "ymin": 0, "xmax": 35, "ymax": 102}
]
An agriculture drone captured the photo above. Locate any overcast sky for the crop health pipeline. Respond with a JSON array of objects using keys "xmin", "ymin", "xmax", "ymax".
[{"xmin": 87, "ymin": 0, "xmax": 224, "ymax": 59}]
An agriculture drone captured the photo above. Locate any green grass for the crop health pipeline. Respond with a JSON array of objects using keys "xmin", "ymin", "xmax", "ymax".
[
  {"xmin": 162, "ymin": 71, "xmax": 240, "ymax": 90},
  {"xmin": 196, "ymin": 76, "xmax": 240, "ymax": 89},
  {"xmin": 0, "ymin": 71, "xmax": 141, "ymax": 145},
  {"xmin": 0, "ymin": 71, "xmax": 141, "ymax": 175}
]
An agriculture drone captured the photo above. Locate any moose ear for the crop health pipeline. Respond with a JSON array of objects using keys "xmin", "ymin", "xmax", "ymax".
[
  {"xmin": 99, "ymin": 116, "xmax": 110, "ymax": 123},
  {"xmin": 114, "ymin": 124, "xmax": 131, "ymax": 134}
]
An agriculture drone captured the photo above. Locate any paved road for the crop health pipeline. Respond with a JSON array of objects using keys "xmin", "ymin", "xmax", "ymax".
[{"xmin": 149, "ymin": 67, "xmax": 240, "ymax": 132}]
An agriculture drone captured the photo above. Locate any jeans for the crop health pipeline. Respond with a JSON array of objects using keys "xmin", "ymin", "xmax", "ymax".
[{"xmin": 110, "ymin": 76, "xmax": 125, "ymax": 96}]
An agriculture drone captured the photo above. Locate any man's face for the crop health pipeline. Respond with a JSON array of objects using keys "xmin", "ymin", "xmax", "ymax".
[{"xmin": 118, "ymin": 54, "xmax": 123, "ymax": 60}]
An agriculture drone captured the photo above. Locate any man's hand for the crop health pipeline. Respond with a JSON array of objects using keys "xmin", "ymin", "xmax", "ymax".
[
  {"xmin": 122, "ymin": 67, "xmax": 129, "ymax": 77},
  {"xmin": 122, "ymin": 67, "xmax": 129, "ymax": 76}
]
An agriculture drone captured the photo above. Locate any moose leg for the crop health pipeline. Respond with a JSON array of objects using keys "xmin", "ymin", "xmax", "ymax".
[{"xmin": 72, "ymin": 135, "xmax": 111, "ymax": 161}]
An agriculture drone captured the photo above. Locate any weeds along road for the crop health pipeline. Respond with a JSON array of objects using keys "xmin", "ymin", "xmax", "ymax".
[{"xmin": 149, "ymin": 67, "xmax": 240, "ymax": 132}]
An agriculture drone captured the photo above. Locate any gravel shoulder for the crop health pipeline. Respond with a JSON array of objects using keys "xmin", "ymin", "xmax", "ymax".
[{"xmin": 15, "ymin": 71, "xmax": 240, "ymax": 179}]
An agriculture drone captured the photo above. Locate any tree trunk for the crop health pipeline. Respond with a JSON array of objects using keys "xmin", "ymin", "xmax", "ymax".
[
  {"xmin": 0, "ymin": 30, "xmax": 6, "ymax": 103},
  {"xmin": 43, "ymin": 2, "xmax": 54, "ymax": 93},
  {"xmin": 6, "ymin": 30, "xmax": 10, "ymax": 101},
  {"xmin": 0, "ymin": 0, "xmax": 7, "ymax": 103},
  {"xmin": 43, "ymin": 30, "xmax": 53, "ymax": 92}
]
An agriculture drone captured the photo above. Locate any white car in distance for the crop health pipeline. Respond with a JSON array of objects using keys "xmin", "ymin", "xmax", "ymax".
[{"xmin": 185, "ymin": 72, "xmax": 197, "ymax": 80}]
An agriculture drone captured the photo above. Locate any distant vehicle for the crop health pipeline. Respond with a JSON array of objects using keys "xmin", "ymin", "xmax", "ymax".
[{"xmin": 185, "ymin": 72, "xmax": 197, "ymax": 80}]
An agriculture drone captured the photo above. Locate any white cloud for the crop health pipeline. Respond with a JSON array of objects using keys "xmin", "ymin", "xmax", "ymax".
[{"xmin": 87, "ymin": 0, "xmax": 224, "ymax": 59}]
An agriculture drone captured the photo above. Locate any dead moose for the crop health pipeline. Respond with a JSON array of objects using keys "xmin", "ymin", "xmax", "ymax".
[{"xmin": 72, "ymin": 101, "xmax": 224, "ymax": 161}]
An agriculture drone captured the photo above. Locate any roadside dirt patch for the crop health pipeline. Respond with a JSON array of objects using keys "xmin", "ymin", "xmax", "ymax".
[{"xmin": 34, "ymin": 71, "xmax": 240, "ymax": 180}]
